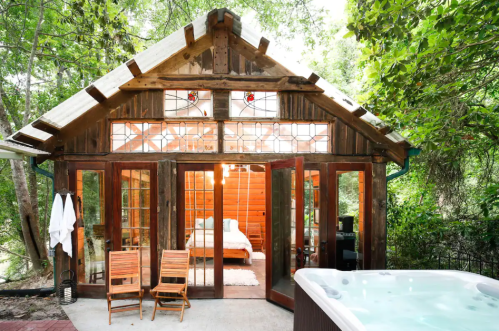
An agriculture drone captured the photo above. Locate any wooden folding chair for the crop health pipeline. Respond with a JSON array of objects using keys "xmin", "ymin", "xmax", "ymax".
[
  {"xmin": 107, "ymin": 250, "xmax": 144, "ymax": 325},
  {"xmin": 150, "ymin": 250, "xmax": 191, "ymax": 322}
]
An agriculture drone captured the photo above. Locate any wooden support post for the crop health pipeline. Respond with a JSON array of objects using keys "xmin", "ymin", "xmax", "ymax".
[
  {"xmin": 371, "ymin": 162, "xmax": 387, "ymax": 269},
  {"xmin": 217, "ymin": 122, "xmax": 224, "ymax": 153},
  {"xmin": 213, "ymin": 28, "xmax": 229, "ymax": 74},
  {"xmin": 212, "ymin": 90, "xmax": 230, "ymax": 120},
  {"xmin": 54, "ymin": 161, "xmax": 71, "ymax": 288}
]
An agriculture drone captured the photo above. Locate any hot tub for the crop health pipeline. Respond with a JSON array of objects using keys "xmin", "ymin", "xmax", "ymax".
[{"xmin": 294, "ymin": 269, "xmax": 499, "ymax": 331}]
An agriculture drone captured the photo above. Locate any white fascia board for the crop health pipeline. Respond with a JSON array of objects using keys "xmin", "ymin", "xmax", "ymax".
[
  {"xmin": 93, "ymin": 62, "xmax": 134, "ymax": 98},
  {"xmin": 0, "ymin": 151, "xmax": 22, "ymax": 160},
  {"xmin": 386, "ymin": 131, "xmax": 407, "ymax": 143},
  {"xmin": 40, "ymin": 89, "xmax": 99, "ymax": 129},
  {"xmin": 192, "ymin": 13, "xmax": 208, "ymax": 40},
  {"xmin": 134, "ymin": 28, "xmax": 187, "ymax": 73},
  {"xmin": 361, "ymin": 111, "xmax": 384, "ymax": 128}
]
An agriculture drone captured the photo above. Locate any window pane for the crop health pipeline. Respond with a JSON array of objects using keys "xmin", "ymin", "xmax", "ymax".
[
  {"xmin": 224, "ymin": 122, "xmax": 330, "ymax": 153},
  {"xmin": 165, "ymin": 90, "xmax": 212, "ymax": 117},
  {"xmin": 111, "ymin": 121, "xmax": 218, "ymax": 153},
  {"xmin": 231, "ymin": 91, "xmax": 278, "ymax": 118}
]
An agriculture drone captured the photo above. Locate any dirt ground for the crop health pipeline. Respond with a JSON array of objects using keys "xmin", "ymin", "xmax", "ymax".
[
  {"xmin": 0, "ymin": 296, "xmax": 69, "ymax": 321},
  {"xmin": 0, "ymin": 273, "xmax": 53, "ymax": 290},
  {"xmin": 0, "ymin": 273, "xmax": 69, "ymax": 321}
]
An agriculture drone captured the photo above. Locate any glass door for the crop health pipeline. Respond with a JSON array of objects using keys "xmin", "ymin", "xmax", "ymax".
[
  {"xmin": 113, "ymin": 162, "xmax": 158, "ymax": 291},
  {"xmin": 328, "ymin": 163, "xmax": 372, "ymax": 271},
  {"xmin": 265, "ymin": 157, "xmax": 304, "ymax": 310},
  {"xmin": 69, "ymin": 162, "xmax": 112, "ymax": 298},
  {"xmin": 178, "ymin": 164, "xmax": 223, "ymax": 298}
]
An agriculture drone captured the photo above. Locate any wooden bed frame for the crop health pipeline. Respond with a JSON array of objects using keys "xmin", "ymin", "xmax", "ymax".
[{"xmin": 189, "ymin": 248, "xmax": 250, "ymax": 259}]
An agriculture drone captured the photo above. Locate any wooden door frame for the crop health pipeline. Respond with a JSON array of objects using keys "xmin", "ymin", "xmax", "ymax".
[
  {"xmin": 68, "ymin": 162, "xmax": 112, "ymax": 298},
  {"xmin": 112, "ymin": 162, "xmax": 158, "ymax": 294},
  {"xmin": 327, "ymin": 162, "xmax": 373, "ymax": 270},
  {"xmin": 265, "ymin": 156, "xmax": 304, "ymax": 310},
  {"xmin": 177, "ymin": 163, "xmax": 224, "ymax": 298}
]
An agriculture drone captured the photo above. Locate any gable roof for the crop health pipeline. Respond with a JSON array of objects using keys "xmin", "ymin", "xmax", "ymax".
[{"xmin": 8, "ymin": 8, "xmax": 412, "ymax": 164}]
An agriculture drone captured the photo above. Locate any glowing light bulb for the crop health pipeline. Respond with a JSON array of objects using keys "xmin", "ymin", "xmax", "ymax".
[
  {"xmin": 230, "ymin": 164, "xmax": 235, "ymax": 170},
  {"xmin": 222, "ymin": 178, "xmax": 226, "ymax": 185}
]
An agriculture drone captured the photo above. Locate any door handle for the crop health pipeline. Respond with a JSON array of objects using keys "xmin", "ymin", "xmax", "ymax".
[
  {"xmin": 106, "ymin": 239, "xmax": 111, "ymax": 244},
  {"xmin": 107, "ymin": 248, "xmax": 111, "ymax": 252},
  {"xmin": 321, "ymin": 241, "xmax": 327, "ymax": 252}
]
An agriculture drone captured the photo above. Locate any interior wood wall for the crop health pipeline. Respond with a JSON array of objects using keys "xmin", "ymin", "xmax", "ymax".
[{"xmin": 223, "ymin": 171, "xmax": 266, "ymax": 243}]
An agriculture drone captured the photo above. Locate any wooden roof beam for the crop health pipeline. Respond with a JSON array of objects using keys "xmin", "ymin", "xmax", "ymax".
[
  {"xmin": 378, "ymin": 126, "xmax": 392, "ymax": 135},
  {"xmin": 120, "ymin": 74, "xmax": 325, "ymax": 92},
  {"xmin": 11, "ymin": 132, "xmax": 44, "ymax": 147},
  {"xmin": 308, "ymin": 73, "xmax": 320, "ymax": 84},
  {"xmin": 352, "ymin": 107, "xmax": 367, "ymax": 117},
  {"xmin": 258, "ymin": 37, "xmax": 270, "ymax": 55},
  {"xmin": 85, "ymin": 84, "xmax": 107, "ymax": 103},
  {"xmin": 184, "ymin": 23, "xmax": 195, "ymax": 47},
  {"xmin": 223, "ymin": 12, "xmax": 234, "ymax": 31},
  {"xmin": 126, "ymin": 59, "xmax": 142, "ymax": 77},
  {"xmin": 32, "ymin": 118, "xmax": 60, "ymax": 135}
]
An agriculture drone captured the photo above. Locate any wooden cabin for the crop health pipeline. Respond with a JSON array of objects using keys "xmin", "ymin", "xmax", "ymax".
[{"xmin": 5, "ymin": 8, "xmax": 412, "ymax": 310}]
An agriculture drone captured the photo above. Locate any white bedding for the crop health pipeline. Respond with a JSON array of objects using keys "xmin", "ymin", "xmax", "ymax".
[{"xmin": 185, "ymin": 229, "xmax": 253, "ymax": 264}]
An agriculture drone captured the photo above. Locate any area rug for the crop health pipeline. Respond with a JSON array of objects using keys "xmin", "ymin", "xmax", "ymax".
[
  {"xmin": 252, "ymin": 252, "xmax": 266, "ymax": 260},
  {"xmin": 188, "ymin": 269, "xmax": 260, "ymax": 286}
]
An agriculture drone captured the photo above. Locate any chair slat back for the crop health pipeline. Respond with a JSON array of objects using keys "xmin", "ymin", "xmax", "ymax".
[
  {"xmin": 109, "ymin": 250, "xmax": 140, "ymax": 281},
  {"xmin": 160, "ymin": 250, "xmax": 190, "ymax": 281}
]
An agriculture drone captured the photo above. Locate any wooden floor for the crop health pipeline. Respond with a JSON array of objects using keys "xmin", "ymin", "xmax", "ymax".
[{"xmin": 223, "ymin": 259, "xmax": 265, "ymax": 299}]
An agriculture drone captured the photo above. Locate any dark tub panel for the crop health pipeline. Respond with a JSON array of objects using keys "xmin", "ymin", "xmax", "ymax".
[{"xmin": 294, "ymin": 283, "xmax": 342, "ymax": 331}]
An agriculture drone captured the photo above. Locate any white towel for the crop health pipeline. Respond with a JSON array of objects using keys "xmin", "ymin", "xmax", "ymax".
[
  {"xmin": 48, "ymin": 194, "xmax": 64, "ymax": 248},
  {"xmin": 60, "ymin": 194, "xmax": 76, "ymax": 257}
]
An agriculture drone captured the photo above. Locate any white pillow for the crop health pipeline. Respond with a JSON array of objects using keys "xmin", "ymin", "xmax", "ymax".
[{"xmin": 230, "ymin": 219, "xmax": 239, "ymax": 232}]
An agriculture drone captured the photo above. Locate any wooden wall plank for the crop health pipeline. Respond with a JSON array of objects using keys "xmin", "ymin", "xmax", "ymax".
[{"xmin": 213, "ymin": 28, "xmax": 229, "ymax": 74}]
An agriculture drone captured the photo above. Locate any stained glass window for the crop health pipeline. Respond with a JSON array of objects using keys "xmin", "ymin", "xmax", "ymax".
[
  {"xmin": 224, "ymin": 122, "xmax": 330, "ymax": 153},
  {"xmin": 111, "ymin": 121, "xmax": 217, "ymax": 153},
  {"xmin": 165, "ymin": 90, "xmax": 212, "ymax": 117},
  {"xmin": 231, "ymin": 91, "xmax": 278, "ymax": 118}
]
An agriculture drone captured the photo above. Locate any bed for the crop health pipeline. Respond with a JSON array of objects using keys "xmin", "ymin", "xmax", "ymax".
[{"xmin": 185, "ymin": 218, "xmax": 253, "ymax": 264}]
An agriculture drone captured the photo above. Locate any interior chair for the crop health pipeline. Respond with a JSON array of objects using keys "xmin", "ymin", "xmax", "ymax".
[
  {"xmin": 150, "ymin": 250, "xmax": 191, "ymax": 322},
  {"xmin": 107, "ymin": 250, "xmax": 144, "ymax": 325}
]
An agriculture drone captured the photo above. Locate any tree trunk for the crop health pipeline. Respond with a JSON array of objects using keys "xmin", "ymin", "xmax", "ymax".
[
  {"xmin": 23, "ymin": 0, "xmax": 45, "ymax": 126},
  {"xmin": 0, "ymin": 83, "xmax": 48, "ymax": 271}
]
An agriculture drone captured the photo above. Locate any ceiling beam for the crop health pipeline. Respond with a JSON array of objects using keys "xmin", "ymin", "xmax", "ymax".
[
  {"xmin": 32, "ymin": 118, "xmax": 60, "ymax": 135},
  {"xmin": 126, "ymin": 59, "xmax": 142, "ymax": 77},
  {"xmin": 85, "ymin": 84, "xmax": 107, "ymax": 103},
  {"xmin": 120, "ymin": 74, "xmax": 325, "ymax": 92},
  {"xmin": 305, "ymin": 93, "xmax": 406, "ymax": 166}
]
